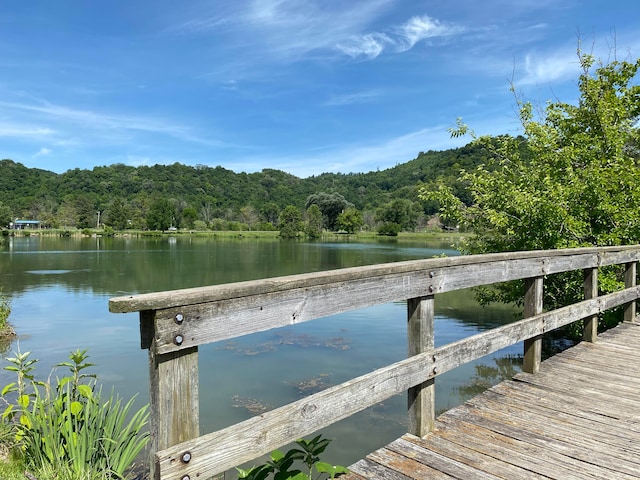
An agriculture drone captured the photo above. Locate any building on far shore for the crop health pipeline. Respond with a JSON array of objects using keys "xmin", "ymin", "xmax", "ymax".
[{"xmin": 10, "ymin": 219, "xmax": 41, "ymax": 230}]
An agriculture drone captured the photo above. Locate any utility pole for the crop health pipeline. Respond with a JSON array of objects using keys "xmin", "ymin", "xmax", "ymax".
[{"xmin": 97, "ymin": 210, "xmax": 101, "ymax": 229}]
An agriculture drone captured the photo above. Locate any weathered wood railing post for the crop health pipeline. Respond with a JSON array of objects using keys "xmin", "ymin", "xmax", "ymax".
[
  {"xmin": 624, "ymin": 261, "xmax": 637, "ymax": 323},
  {"xmin": 407, "ymin": 295, "xmax": 435, "ymax": 436},
  {"xmin": 583, "ymin": 267, "xmax": 598, "ymax": 342},
  {"xmin": 523, "ymin": 277, "xmax": 543, "ymax": 374},
  {"xmin": 141, "ymin": 310, "xmax": 200, "ymax": 480}
]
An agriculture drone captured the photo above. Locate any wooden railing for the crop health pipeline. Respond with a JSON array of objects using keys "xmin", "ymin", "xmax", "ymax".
[{"xmin": 109, "ymin": 245, "xmax": 640, "ymax": 480}]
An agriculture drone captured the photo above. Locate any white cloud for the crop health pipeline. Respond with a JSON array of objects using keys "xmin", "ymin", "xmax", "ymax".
[
  {"xmin": 395, "ymin": 15, "xmax": 461, "ymax": 52},
  {"xmin": 518, "ymin": 50, "xmax": 581, "ymax": 86},
  {"xmin": 33, "ymin": 147, "xmax": 52, "ymax": 157},
  {"xmin": 335, "ymin": 33, "xmax": 392, "ymax": 59},
  {"xmin": 336, "ymin": 14, "xmax": 462, "ymax": 59}
]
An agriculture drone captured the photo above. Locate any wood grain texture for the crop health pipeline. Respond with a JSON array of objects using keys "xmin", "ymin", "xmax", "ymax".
[
  {"xmin": 154, "ymin": 289, "xmax": 640, "ymax": 479},
  {"xmin": 341, "ymin": 322, "xmax": 640, "ymax": 480}
]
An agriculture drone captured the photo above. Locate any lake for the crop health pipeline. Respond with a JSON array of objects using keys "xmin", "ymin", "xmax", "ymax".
[{"xmin": 0, "ymin": 234, "xmax": 522, "ymax": 471}]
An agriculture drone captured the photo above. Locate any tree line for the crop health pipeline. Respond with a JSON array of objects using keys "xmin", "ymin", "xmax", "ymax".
[{"xmin": 0, "ymin": 141, "xmax": 495, "ymax": 235}]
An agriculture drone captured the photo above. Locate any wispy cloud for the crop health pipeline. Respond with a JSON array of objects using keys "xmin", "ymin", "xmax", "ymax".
[
  {"xmin": 0, "ymin": 122, "xmax": 55, "ymax": 138},
  {"xmin": 323, "ymin": 90, "xmax": 383, "ymax": 107},
  {"xmin": 0, "ymin": 98, "xmax": 229, "ymax": 148},
  {"xmin": 336, "ymin": 15, "xmax": 463, "ymax": 60}
]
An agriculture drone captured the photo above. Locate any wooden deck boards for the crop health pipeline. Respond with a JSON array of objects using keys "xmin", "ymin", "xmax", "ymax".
[{"xmin": 344, "ymin": 322, "xmax": 640, "ymax": 479}]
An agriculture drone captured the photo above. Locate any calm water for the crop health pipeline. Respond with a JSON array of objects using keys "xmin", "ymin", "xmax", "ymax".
[{"xmin": 0, "ymin": 235, "xmax": 521, "ymax": 470}]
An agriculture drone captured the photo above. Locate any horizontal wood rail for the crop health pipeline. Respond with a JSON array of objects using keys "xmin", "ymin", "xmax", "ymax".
[{"xmin": 109, "ymin": 245, "xmax": 640, "ymax": 480}]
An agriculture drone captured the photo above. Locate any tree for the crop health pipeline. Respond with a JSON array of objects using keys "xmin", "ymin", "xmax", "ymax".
[
  {"xmin": 376, "ymin": 199, "xmax": 419, "ymax": 231},
  {"xmin": 260, "ymin": 202, "xmax": 280, "ymax": 225},
  {"xmin": 106, "ymin": 197, "xmax": 130, "ymax": 230},
  {"xmin": 75, "ymin": 194, "xmax": 97, "ymax": 229},
  {"xmin": 0, "ymin": 202, "xmax": 11, "ymax": 228},
  {"xmin": 305, "ymin": 192, "xmax": 351, "ymax": 231},
  {"xmin": 182, "ymin": 207, "xmax": 198, "ymax": 230},
  {"xmin": 147, "ymin": 198, "xmax": 175, "ymax": 231},
  {"xmin": 239, "ymin": 205, "xmax": 259, "ymax": 231},
  {"xmin": 421, "ymin": 51, "xmax": 640, "ymax": 333},
  {"xmin": 335, "ymin": 207, "xmax": 364, "ymax": 234},
  {"xmin": 305, "ymin": 204, "xmax": 323, "ymax": 239},
  {"xmin": 278, "ymin": 205, "xmax": 303, "ymax": 238}
]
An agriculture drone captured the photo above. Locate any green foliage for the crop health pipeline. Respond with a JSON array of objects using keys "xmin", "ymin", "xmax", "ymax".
[
  {"xmin": 278, "ymin": 205, "xmax": 303, "ymax": 238},
  {"xmin": 146, "ymin": 197, "xmax": 175, "ymax": 231},
  {"xmin": 105, "ymin": 197, "xmax": 130, "ymax": 230},
  {"xmin": 305, "ymin": 204, "xmax": 323, "ymax": 239},
  {"xmin": 377, "ymin": 222, "xmax": 401, "ymax": 236},
  {"xmin": 1, "ymin": 349, "xmax": 149, "ymax": 479},
  {"xmin": 335, "ymin": 207, "xmax": 363, "ymax": 234},
  {"xmin": 375, "ymin": 199, "xmax": 420, "ymax": 231},
  {"xmin": 305, "ymin": 193, "xmax": 352, "ymax": 231},
  {"xmin": 237, "ymin": 435, "xmax": 348, "ymax": 480},
  {"xmin": 421, "ymin": 51, "xmax": 640, "ymax": 333}
]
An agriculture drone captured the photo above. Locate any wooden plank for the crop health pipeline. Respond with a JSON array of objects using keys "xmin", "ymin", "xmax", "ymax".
[
  {"xmin": 347, "ymin": 458, "xmax": 413, "ymax": 480},
  {"xmin": 407, "ymin": 296, "xmax": 435, "ymax": 437},
  {"xmin": 439, "ymin": 410, "xmax": 637, "ymax": 480},
  {"xmin": 625, "ymin": 261, "xmax": 637, "ymax": 323},
  {"xmin": 583, "ymin": 267, "xmax": 598, "ymax": 342},
  {"xmin": 434, "ymin": 414, "xmax": 593, "ymax": 480},
  {"xmin": 465, "ymin": 392, "xmax": 640, "ymax": 472},
  {"xmin": 401, "ymin": 434, "xmax": 545, "ymax": 479},
  {"xmin": 523, "ymin": 277, "xmax": 543, "ymax": 373},
  {"xmin": 489, "ymin": 381, "xmax": 640, "ymax": 427},
  {"xmin": 383, "ymin": 437, "xmax": 502, "ymax": 479},
  {"xmin": 366, "ymin": 447, "xmax": 458, "ymax": 479},
  {"xmin": 151, "ymin": 281, "xmax": 640, "ymax": 355}
]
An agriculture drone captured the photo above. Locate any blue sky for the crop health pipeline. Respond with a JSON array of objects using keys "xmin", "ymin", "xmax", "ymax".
[{"xmin": 1, "ymin": 1, "xmax": 638, "ymax": 178}]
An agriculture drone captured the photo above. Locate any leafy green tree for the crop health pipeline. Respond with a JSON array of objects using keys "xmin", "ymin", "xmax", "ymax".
[
  {"xmin": 182, "ymin": 207, "xmax": 198, "ymax": 229},
  {"xmin": 305, "ymin": 204, "xmax": 323, "ymax": 239},
  {"xmin": 0, "ymin": 202, "xmax": 11, "ymax": 228},
  {"xmin": 146, "ymin": 198, "xmax": 175, "ymax": 231},
  {"xmin": 75, "ymin": 195, "xmax": 97, "ymax": 229},
  {"xmin": 335, "ymin": 207, "xmax": 364, "ymax": 234},
  {"xmin": 278, "ymin": 205, "xmax": 303, "ymax": 238},
  {"xmin": 260, "ymin": 202, "xmax": 280, "ymax": 225},
  {"xmin": 106, "ymin": 197, "xmax": 130, "ymax": 230},
  {"xmin": 305, "ymin": 192, "xmax": 351, "ymax": 231},
  {"xmin": 376, "ymin": 199, "xmax": 419, "ymax": 231},
  {"xmin": 421, "ymin": 51, "xmax": 640, "ymax": 332}
]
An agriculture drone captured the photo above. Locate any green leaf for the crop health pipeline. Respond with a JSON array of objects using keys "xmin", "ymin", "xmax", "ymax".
[
  {"xmin": 19, "ymin": 414, "xmax": 31, "ymax": 429},
  {"xmin": 70, "ymin": 401, "xmax": 83, "ymax": 416},
  {"xmin": 316, "ymin": 462, "xmax": 349, "ymax": 478},
  {"xmin": 77, "ymin": 384, "xmax": 93, "ymax": 399},
  {"xmin": 1, "ymin": 382, "xmax": 16, "ymax": 396},
  {"xmin": 17, "ymin": 394, "xmax": 30, "ymax": 409}
]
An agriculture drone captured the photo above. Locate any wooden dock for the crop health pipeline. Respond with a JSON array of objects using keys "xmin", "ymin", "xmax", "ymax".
[
  {"xmin": 109, "ymin": 246, "xmax": 640, "ymax": 479},
  {"xmin": 345, "ymin": 321, "xmax": 640, "ymax": 480}
]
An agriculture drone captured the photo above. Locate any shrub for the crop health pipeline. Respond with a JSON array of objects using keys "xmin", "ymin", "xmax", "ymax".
[{"xmin": 377, "ymin": 222, "xmax": 401, "ymax": 236}]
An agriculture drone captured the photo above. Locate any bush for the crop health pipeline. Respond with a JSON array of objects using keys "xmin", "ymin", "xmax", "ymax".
[
  {"xmin": 1, "ymin": 349, "xmax": 148, "ymax": 479},
  {"xmin": 377, "ymin": 222, "xmax": 401, "ymax": 236}
]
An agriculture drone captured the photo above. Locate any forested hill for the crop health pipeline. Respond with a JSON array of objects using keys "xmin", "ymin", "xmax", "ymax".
[{"xmin": 0, "ymin": 139, "xmax": 507, "ymax": 230}]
